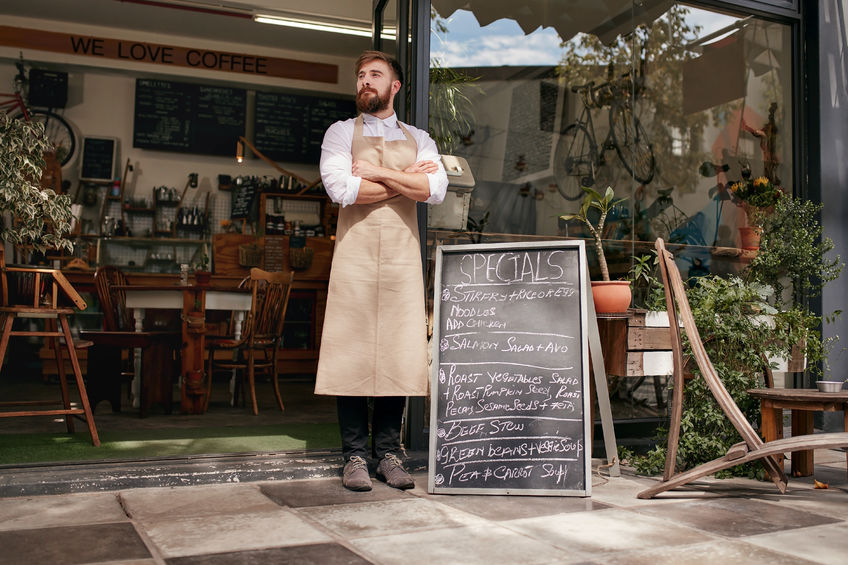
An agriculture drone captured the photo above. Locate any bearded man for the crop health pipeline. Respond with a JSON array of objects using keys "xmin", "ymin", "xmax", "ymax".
[{"xmin": 315, "ymin": 51, "xmax": 448, "ymax": 491}]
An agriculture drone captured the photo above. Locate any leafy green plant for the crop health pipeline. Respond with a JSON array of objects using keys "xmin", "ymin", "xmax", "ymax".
[
  {"xmin": 627, "ymin": 252, "xmax": 665, "ymax": 310},
  {"xmin": 429, "ymin": 64, "xmax": 481, "ymax": 154},
  {"xmin": 747, "ymin": 196, "xmax": 842, "ymax": 308},
  {"xmin": 745, "ymin": 195, "xmax": 842, "ymax": 376},
  {"xmin": 630, "ymin": 275, "xmax": 804, "ymax": 479},
  {"xmin": 192, "ymin": 243, "xmax": 210, "ymax": 272},
  {"xmin": 560, "ymin": 186, "xmax": 627, "ymax": 281},
  {"xmin": 0, "ymin": 113, "xmax": 73, "ymax": 254}
]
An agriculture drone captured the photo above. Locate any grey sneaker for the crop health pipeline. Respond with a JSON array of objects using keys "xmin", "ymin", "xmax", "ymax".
[
  {"xmin": 342, "ymin": 456, "xmax": 372, "ymax": 491},
  {"xmin": 376, "ymin": 453, "xmax": 414, "ymax": 489}
]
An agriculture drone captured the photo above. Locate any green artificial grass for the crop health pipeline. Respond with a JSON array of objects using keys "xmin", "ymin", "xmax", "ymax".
[{"xmin": 0, "ymin": 423, "xmax": 340, "ymax": 465}]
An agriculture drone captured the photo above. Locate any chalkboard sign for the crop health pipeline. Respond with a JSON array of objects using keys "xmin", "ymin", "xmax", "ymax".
[
  {"xmin": 80, "ymin": 136, "xmax": 117, "ymax": 182},
  {"xmin": 254, "ymin": 91, "xmax": 355, "ymax": 164},
  {"xmin": 429, "ymin": 241, "xmax": 592, "ymax": 496},
  {"xmin": 230, "ymin": 177, "xmax": 259, "ymax": 220},
  {"xmin": 133, "ymin": 79, "xmax": 246, "ymax": 156}
]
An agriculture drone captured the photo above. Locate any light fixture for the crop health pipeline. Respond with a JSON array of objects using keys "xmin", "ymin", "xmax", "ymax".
[
  {"xmin": 253, "ymin": 13, "xmax": 396, "ymax": 41},
  {"xmin": 236, "ymin": 140, "xmax": 244, "ymax": 163}
]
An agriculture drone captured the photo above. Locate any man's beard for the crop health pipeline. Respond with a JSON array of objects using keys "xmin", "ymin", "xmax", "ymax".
[{"xmin": 356, "ymin": 86, "xmax": 390, "ymax": 114}]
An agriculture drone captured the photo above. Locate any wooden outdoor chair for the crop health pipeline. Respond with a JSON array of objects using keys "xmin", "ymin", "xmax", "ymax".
[
  {"xmin": 638, "ymin": 239, "xmax": 848, "ymax": 499},
  {"xmin": 81, "ymin": 266, "xmax": 181, "ymax": 416},
  {"xmin": 0, "ymin": 252, "xmax": 100, "ymax": 446},
  {"xmin": 205, "ymin": 269, "xmax": 294, "ymax": 415}
]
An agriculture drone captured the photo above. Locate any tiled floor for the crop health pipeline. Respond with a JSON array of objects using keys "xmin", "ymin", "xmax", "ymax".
[{"xmin": 0, "ymin": 450, "xmax": 846, "ymax": 565}]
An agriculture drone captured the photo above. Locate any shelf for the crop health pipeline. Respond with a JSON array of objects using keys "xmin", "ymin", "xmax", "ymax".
[
  {"xmin": 99, "ymin": 236, "xmax": 206, "ymax": 246},
  {"xmin": 174, "ymin": 224, "xmax": 207, "ymax": 232},
  {"xmin": 124, "ymin": 206, "xmax": 155, "ymax": 214}
]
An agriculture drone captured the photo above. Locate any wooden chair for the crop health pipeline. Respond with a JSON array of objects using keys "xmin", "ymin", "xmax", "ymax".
[
  {"xmin": 0, "ymin": 252, "xmax": 100, "ymax": 446},
  {"xmin": 637, "ymin": 239, "xmax": 848, "ymax": 499},
  {"xmin": 81, "ymin": 266, "xmax": 180, "ymax": 416},
  {"xmin": 205, "ymin": 269, "xmax": 294, "ymax": 415}
]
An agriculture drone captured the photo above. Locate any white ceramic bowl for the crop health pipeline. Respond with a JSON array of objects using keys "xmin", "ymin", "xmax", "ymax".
[{"xmin": 816, "ymin": 380, "xmax": 845, "ymax": 393}]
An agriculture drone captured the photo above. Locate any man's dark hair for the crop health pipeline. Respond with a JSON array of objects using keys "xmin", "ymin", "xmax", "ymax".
[{"xmin": 355, "ymin": 50, "xmax": 403, "ymax": 86}]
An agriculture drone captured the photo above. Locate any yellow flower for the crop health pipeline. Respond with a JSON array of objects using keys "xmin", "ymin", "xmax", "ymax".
[
  {"xmin": 753, "ymin": 177, "xmax": 769, "ymax": 188},
  {"xmin": 730, "ymin": 182, "xmax": 741, "ymax": 193}
]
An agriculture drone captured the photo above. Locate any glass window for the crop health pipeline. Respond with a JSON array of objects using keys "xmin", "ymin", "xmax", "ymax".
[
  {"xmin": 429, "ymin": 1, "xmax": 792, "ymax": 277},
  {"xmin": 428, "ymin": 1, "xmax": 794, "ymax": 418}
]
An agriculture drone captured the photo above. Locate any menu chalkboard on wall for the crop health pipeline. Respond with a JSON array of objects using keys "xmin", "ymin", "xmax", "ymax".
[
  {"xmin": 429, "ymin": 241, "xmax": 591, "ymax": 496},
  {"xmin": 254, "ymin": 91, "xmax": 355, "ymax": 164},
  {"xmin": 133, "ymin": 79, "xmax": 246, "ymax": 156},
  {"xmin": 80, "ymin": 136, "xmax": 117, "ymax": 182}
]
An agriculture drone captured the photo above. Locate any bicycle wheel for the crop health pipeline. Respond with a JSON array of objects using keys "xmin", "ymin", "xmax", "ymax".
[
  {"xmin": 609, "ymin": 103, "xmax": 654, "ymax": 185},
  {"xmin": 553, "ymin": 124, "xmax": 601, "ymax": 201},
  {"xmin": 28, "ymin": 110, "xmax": 76, "ymax": 167}
]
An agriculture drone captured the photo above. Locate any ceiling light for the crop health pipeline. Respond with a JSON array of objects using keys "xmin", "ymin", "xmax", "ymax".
[{"xmin": 253, "ymin": 14, "xmax": 396, "ymax": 40}]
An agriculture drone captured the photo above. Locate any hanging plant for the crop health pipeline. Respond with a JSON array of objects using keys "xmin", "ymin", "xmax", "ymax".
[{"xmin": 0, "ymin": 113, "xmax": 74, "ymax": 254}]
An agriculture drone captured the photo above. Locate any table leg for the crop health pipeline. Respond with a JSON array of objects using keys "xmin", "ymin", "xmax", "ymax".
[
  {"xmin": 844, "ymin": 408, "xmax": 848, "ymax": 478},
  {"xmin": 181, "ymin": 290, "xmax": 206, "ymax": 414},
  {"xmin": 791, "ymin": 409, "xmax": 814, "ymax": 476},
  {"xmin": 229, "ymin": 311, "xmax": 245, "ymax": 407},
  {"xmin": 132, "ymin": 308, "xmax": 145, "ymax": 409},
  {"xmin": 759, "ymin": 399, "xmax": 783, "ymax": 469}
]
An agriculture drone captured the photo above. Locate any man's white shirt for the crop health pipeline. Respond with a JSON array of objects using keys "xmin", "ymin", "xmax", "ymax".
[{"xmin": 319, "ymin": 112, "xmax": 448, "ymax": 207}]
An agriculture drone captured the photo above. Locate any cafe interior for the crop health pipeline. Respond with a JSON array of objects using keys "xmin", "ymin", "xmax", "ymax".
[{"xmin": 0, "ymin": 0, "xmax": 824, "ymax": 466}]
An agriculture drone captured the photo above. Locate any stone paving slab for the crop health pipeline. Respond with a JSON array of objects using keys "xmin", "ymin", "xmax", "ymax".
[
  {"xmin": 631, "ymin": 497, "xmax": 840, "ymax": 537},
  {"xmin": 0, "ymin": 522, "xmax": 151, "ymax": 564},
  {"xmin": 141, "ymin": 508, "xmax": 331, "ymax": 559},
  {"xmin": 261, "ymin": 477, "xmax": 413, "ymax": 508},
  {"xmin": 300, "ymin": 497, "xmax": 486, "ymax": 539},
  {"xmin": 599, "ymin": 539, "xmax": 822, "ymax": 565},
  {"xmin": 165, "ymin": 543, "xmax": 372, "ymax": 565},
  {"xmin": 349, "ymin": 523, "xmax": 573, "ymax": 565},
  {"xmin": 120, "ymin": 483, "xmax": 280, "ymax": 521},
  {"xmin": 504, "ymin": 507, "xmax": 716, "ymax": 555},
  {"xmin": 744, "ymin": 521, "xmax": 848, "ymax": 565},
  {"xmin": 0, "ymin": 491, "xmax": 127, "ymax": 531}
]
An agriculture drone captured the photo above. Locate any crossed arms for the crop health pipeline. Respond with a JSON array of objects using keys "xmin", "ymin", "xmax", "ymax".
[{"xmin": 351, "ymin": 159, "xmax": 439, "ymax": 204}]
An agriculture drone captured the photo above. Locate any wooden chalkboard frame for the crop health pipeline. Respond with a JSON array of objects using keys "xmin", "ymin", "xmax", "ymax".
[
  {"xmin": 428, "ymin": 240, "xmax": 594, "ymax": 496},
  {"xmin": 80, "ymin": 136, "xmax": 118, "ymax": 182}
]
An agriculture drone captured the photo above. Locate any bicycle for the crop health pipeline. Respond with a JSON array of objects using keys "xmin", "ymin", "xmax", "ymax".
[
  {"xmin": 554, "ymin": 72, "xmax": 655, "ymax": 201},
  {"xmin": 0, "ymin": 55, "xmax": 76, "ymax": 167}
]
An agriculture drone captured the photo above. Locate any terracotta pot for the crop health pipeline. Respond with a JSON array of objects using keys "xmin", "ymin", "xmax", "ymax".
[
  {"xmin": 738, "ymin": 226, "xmax": 762, "ymax": 250},
  {"xmin": 194, "ymin": 270, "xmax": 212, "ymax": 286},
  {"xmin": 591, "ymin": 280, "xmax": 632, "ymax": 314}
]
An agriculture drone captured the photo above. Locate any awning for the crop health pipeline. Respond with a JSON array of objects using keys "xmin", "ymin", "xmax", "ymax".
[{"xmin": 431, "ymin": 0, "xmax": 673, "ymax": 44}]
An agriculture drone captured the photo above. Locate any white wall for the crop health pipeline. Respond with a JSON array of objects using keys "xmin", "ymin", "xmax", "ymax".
[{"xmin": 0, "ymin": 15, "xmax": 359, "ymax": 224}]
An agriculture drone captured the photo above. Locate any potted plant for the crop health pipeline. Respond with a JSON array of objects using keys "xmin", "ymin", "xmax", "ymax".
[
  {"xmin": 746, "ymin": 195, "xmax": 843, "ymax": 374},
  {"xmin": 560, "ymin": 185, "xmax": 631, "ymax": 313},
  {"xmin": 728, "ymin": 173, "xmax": 784, "ymax": 249},
  {"xmin": 0, "ymin": 113, "xmax": 74, "ymax": 260},
  {"xmin": 192, "ymin": 243, "xmax": 212, "ymax": 286}
]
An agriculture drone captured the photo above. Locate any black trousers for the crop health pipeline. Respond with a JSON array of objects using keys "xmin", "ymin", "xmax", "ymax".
[{"xmin": 337, "ymin": 396, "xmax": 406, "ymax": 461}]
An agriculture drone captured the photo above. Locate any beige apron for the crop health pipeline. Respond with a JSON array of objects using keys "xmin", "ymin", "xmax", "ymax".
[{"xmin": 315, "ymin": 115, "xmax": 429, "ymax": 396}]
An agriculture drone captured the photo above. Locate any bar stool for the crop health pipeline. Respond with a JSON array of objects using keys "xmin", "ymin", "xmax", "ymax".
[{"xmin": 0, "ymin": 260, "xmax": 100, "ymax": 446}]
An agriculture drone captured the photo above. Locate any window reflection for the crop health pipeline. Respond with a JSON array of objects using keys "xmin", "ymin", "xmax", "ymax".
[
  {"xmin": 428, "ymin": 2, "xmax": 794, "ymax": 420},
  {"xmin": 429, "ymin": 2, "xmax": 792, "ymax": 283}
]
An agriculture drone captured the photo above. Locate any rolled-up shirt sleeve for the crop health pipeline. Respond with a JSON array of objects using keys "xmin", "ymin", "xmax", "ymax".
[
  {"xmin": 319, "ymin": 120, "xmax": 360, "ymax": 207},
  {"xmin": 414, "ymin": 130, "xmax": 449, "ymax": 205}
]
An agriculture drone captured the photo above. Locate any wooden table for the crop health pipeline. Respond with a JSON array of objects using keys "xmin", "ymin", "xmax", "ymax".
[
  {"xmin": 747, "ymin": 388, "xmax": 848, "ymax": 476},
  {"xmin": 118, "ymin": 284, "xmax": 252, "ymax": 414}
]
